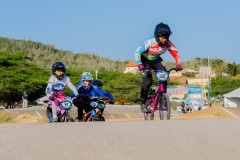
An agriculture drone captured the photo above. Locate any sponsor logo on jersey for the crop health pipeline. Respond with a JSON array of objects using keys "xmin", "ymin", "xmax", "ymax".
[
  {"xmin": 53, "ymin": 83, "xmax": 65, "ymax": 91},
  {"xmin": 146, "ymin": 44, "xmax": 166, "ymax": 54}
]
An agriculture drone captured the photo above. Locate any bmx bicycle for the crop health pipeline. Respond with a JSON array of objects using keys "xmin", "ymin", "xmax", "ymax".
[
  {"xmin": 55, "ymin": 97, "xmax": 74, "ymax": 122},
  {"xmin": 36, "ymin": 96, "xmax": 74, "ymax": 123},
  {"xmin": 142, "ymin": 68, "xmax": 179, "ymax": 120},
  {"xmin": 82, "ymin": 97, "xmax": 107, "ymax": 122}
]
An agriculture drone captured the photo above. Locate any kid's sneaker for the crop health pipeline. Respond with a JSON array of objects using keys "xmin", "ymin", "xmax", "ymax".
[
  {"xmin": 140, "ymin": 103, "xmax": 150, "ymax": 113},
  {"xmin": 53, "ymin": 118, "xmax": 58, "ymax": 123}
]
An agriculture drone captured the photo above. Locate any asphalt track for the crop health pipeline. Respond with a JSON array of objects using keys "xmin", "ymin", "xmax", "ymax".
[{"xmin": 1, "ymin": 105, "xmax": 240, "ymax": 160}]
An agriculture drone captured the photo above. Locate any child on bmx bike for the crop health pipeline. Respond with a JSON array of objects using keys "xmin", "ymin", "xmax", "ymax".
[
  {"xmin": 71, "ymin": 72, "xmax": 108, "ymax": 122},
  {"xmin": 46, "ymin": 62, "xmax": 79, "ymax": 122},
  {"xmin": 134, "ymin": 22, "xmax": 183, "ymax": 113}
]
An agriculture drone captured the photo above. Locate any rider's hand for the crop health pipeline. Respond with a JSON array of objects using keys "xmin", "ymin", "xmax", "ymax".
[
  {"xmin": 72, "ymin": 97, "xmax": 79, "ymax": 106},
  {"xmin": 109, "ymin": 101, "xmax": 114, "ymax": 104},
  {"xmin": 78, "ymin": 94, "xmax": 90, "ymax": 102},
  {"xmin": 176, "ymin": 65, "xmax": 183, "ymax": 71},
  {"xmin": 138, "ymin": 64, "xmax": 145, "ymax": 71},
  {"xmin": 49, "ymin": 96, "xmax": 55, "ymax": 101},
  {"xmin": 75, "ymin": 95, "xmax": 82, "ymax": 100}
]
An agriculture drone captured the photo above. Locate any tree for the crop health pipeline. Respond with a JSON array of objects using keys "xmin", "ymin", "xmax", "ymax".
[
  {"xmin": 211, "ymin": 76, "xmax": 240, "ymax": 96},
  {"xmin": 0, "ymin": 52, "xmax": 49, "ymax": 108},
  {"xmin": 212, "ymin": 59, "xmax": 226, "ymax": 76},
  {"xmin": 227, "ymin": 62, "xmax": 237, "ymax": 77}
]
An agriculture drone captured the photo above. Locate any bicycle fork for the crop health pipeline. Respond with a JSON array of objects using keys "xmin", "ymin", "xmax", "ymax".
[{"xmin": 153, "ymin": 83, "xmax": 165, "ymax": 110}]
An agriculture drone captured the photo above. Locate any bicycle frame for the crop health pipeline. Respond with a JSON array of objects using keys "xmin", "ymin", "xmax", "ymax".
[
  {"xmin": 56, "ymin": 106, "xmax": 68, "ymax": 121},
  {"xmin": 84, "ymin": 107, "xmax": 105, "ymax": 122},
  {"xmin": 83, "ymin": 98, "xmax": 106, "ymax": 122},
  {"xmin": 84, "ymin": 109, "xmax": 96, "ymax": 122},
  {"xmin": 145, "ymin": 83, "xmax": 165, "ymax": 112}
]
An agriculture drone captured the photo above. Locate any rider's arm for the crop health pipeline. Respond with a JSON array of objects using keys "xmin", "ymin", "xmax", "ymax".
[
  {"xmin": 92, "ymin": 86, "xmax": 106, "ymax": 98},
  {"xmin": 134, "ymin": 37, "xmax": 153, "ymax": 64},
  {"xmin": 166, "ymin": 41, "xmax": 181, "ymax": 65},
  {"xmin": 46, "ymin": 76, "xmax": 54, "ymax": 98},
  {"xmin": 103, "ymin": 91, "xmax": 114, "ymax": 101},
  {"xmin": 66, "ymin": 77, "xmax": 79, "ymax": 96}
]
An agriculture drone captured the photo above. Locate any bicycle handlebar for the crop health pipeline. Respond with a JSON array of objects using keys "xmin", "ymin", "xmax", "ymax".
[
  {"xmin": 142, "ymin": 68, "xmax": 180, "ymax": 73},
  {"xmin": 89, "ymin": 97, "xmax": 108, "ymax": 101},
  {"xmin": 168, "ymin": 68, "xmax": 179, "ymax": 73}
]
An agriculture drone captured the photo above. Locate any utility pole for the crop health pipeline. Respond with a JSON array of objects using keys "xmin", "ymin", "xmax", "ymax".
[
  {"xmin": 208, "ymin": 55, "xmax": 210, "ymax": 68},
  {"xmin": 95, "ymin": 70, "xmax": 98, "ymax": 80},
  {"xmin": 207, "ymin": 55, "xmax": 210, "ymax": 102},
  {"xmin": 208, "ymin": 75, "xmax": 210, "ymax": 102}
]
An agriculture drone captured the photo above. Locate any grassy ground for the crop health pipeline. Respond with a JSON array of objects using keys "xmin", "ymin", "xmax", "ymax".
[{"xmin": 0, "ymin": 110, "xmax": 13, "ymax": 123}]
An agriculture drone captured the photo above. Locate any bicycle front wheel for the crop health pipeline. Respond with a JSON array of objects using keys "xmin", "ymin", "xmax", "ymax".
[
  {"xmin": 59, "ymin": 114, "xmax": 66, "ymax": 122},
  {"xmin": 66, "ymin": 114, "xmax": 74, "ymax": 122},
  {"xmin": 159, "ymin": 93, "xmax": 171, "ymax": 120}
]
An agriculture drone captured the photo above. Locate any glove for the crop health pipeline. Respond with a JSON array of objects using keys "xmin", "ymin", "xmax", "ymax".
[
  {"xmin": 176, "ymin": 65, "xmax": 183, "ymax": 71},
  {"xmin": 82, "ymin": 94, "xmax": 90, "ymax": 101},
  {"xmin": 73, "ymin": 94, "xmax": 88, "ymax": 105},
  {"xmin": 109, "ymin": 101, "xmax": 114, "ymax": 104},
  {"xmin": 77, "ymin": 94, "xmax": 90, "ymax": 102},
  {"xmin": 138, "ymin": 64, "xmax": 145, "ymax": 70},
  {"xmin": 49, "ymin": 96, "xmax": 55, "ymax": 101},
  {"xmin": 72, "ymin": 97, "xmax": 79, "ymax": 107},
  {"xmin": 75, "ymin": 95, "xmax": 82, "ymax": 100}
]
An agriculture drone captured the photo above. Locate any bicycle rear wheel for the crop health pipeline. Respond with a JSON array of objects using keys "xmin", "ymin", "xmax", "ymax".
[
  {"xmin": 144, "ymin": 113, "xmax": 149, "ymax": 120},
  {"xmin": 143, "ymin": 98, "xmax": 154, "ymax": 120},
  {"xmin": 159, "ymin": 93, "xmax": 171, "ymax": 120}
]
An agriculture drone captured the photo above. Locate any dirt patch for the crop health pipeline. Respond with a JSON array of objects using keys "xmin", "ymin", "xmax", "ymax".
[
  {"xmin": 0, "ymin": 107, "xmax": 238, "ymax": 123},
  {"xmin": 0, "ymin": 111, "xmax": 13, "ymax": 123},
  {"xmin": 225, "ymin": 108, "xmax": 240, "ymax": 117},
  {"xmin": 1, "ymin": 109, "xmax": 49, "ymax": 124},
  {"xmin": 173, "ymin": 107, "xmax": 235, "ymax": 119},
  {"xmin": 12, "ymin": 113, "xmax": 42, "ymax": 123}
]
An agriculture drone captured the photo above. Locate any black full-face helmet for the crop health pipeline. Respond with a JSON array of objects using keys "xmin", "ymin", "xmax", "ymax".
[
  {"xmin": 154, "ymin": 22, "xmax": 172, "ymax": 47},
  {"xmin": 92, "ymin": 80, "xmax": 103, "ymax": 88},
  {"xmin": 52, "ymin": 62, "xmax": 66, "ymax": 80}
]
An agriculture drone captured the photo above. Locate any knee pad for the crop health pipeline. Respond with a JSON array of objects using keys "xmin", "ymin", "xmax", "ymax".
[{"xmin": 140, "ymin": 70, "xmax": 152, "ymax": 78}]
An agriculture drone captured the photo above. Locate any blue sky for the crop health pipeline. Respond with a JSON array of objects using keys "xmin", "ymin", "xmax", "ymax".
[{"xmin": 1, "ymin": 0, "xmax": 240, "ymax": 63}]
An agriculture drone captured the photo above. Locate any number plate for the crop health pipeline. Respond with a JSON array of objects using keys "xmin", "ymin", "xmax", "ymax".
[
  {"xmin": 60, "ymin": 101, "xmax": 72, "ymax": 110},
  {"xmin": 155, "ymin": 71, "xmax": 169, "ymax": 82}
]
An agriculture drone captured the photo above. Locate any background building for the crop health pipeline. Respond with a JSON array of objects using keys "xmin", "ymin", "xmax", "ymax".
[{"xmin": 123, "ymin": 61, "xmax": 138, "ymax": 74}]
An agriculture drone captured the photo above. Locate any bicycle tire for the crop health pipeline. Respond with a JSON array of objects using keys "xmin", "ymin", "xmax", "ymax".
[
  {"xmin": 143, "ymin": 98, "xmax": 153, "ymax": 120},
  {"xmin": 66, "ymin": 115, "xmax": 74, "ymax": 122},
  {"xmin": 159, "ymin": 93, "xmax": 171, "ymax": 120},
  {"xmin": 46, "ymin": 108, "xmax": 53, "ymax": 123},
  {"xmin": 144, "ymin": 113, "xmax": 149, "ymax": 120},
  {"xmin": 150, "ymin": 113, "xmax": 154, "ymax": 120},
  {"xmin": 100, "ymin": 116, "xmax": 105, "ymax": 121}
]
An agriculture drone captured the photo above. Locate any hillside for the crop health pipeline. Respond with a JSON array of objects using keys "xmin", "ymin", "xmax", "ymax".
[
  {"xmin": 1, "ymin": 36, "xmax": 239, "ymax": 72},
  {"xmin": 0, "ymin": 37, "xmax": 128, "ymax": 71},
  {"xmin": 1, "ymin": 37, "xmax": 240, "ymax": 108}
]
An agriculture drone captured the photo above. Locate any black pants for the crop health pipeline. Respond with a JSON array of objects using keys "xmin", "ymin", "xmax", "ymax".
[
  {"xmin": 140, "ymin": 56, "xmax": 167, "ymax": 103},
  {"xmin": 75, "ymin": 102, "xmax": 92, "ymax": 120}
]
